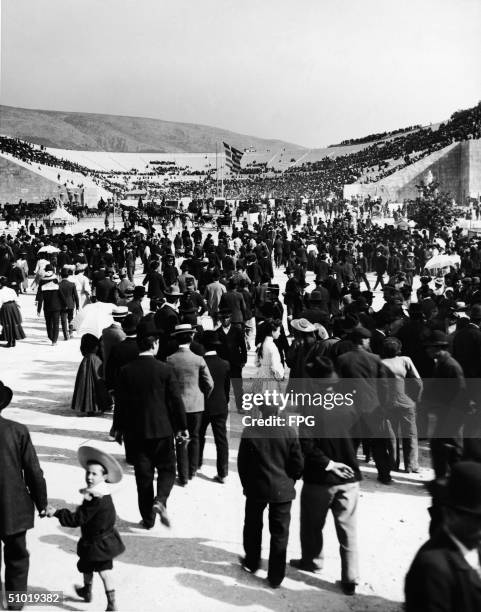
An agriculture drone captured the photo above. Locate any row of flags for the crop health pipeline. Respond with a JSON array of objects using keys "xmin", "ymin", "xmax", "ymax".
[{"xmin": 223, "ymin": 141, "xmax": 243, "ymax": 174}]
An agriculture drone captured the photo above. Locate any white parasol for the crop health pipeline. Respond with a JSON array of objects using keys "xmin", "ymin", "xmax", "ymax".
[
  {"xmin": 38, "ymin": 245, "xmax": 60, "ymax": 254},
  {"xmin": 425, "ymin": 254, "xmax": 460, "ymax": 270},
  {"xmin": 72, "ymin": 302, "xmax": 114, "ymax": 338}
]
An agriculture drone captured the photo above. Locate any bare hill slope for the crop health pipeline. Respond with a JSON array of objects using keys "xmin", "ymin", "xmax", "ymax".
[{"xmin": 0, "ymin": 105, "xmax": 305, "ymax": 154}]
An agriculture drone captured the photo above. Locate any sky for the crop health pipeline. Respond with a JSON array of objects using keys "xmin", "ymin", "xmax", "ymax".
[{"xmin": 1, "ymin": 0, "xmax": 480, "ymax": 148}]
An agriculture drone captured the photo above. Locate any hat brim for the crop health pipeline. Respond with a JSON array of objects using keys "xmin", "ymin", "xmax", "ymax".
[
  {"xmin": 0, "ymin": 385, "xmax": 13, "ymax": 411},
  {"xmin": 291, "ymin": 320, "xmax": 316, "ymax": 333},
  {"xmin": 171, "ymin": 328, "xmax": 196, "ymax": 336},
  {"xmin": 78, "ymin": 445, "xmax": 123, "ymax": 484}
]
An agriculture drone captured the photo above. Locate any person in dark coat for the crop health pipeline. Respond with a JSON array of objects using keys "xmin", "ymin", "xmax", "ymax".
[
  {"xmin": 237, "ymin": 403, "xmax": 304, "ymax": 588},
  {"xmin": 154, "ymin": 288, "xmax": 181, "ymax": 360},
  {"xmin": 58, "ymin": 268, "xmax": 80, "ymax": 340},
  {"xmin": 114, "ymin": 319, "xmax": 187, "ymax": 529},
  {"xmin": 198, "ymin": 331, "xmax": 230, "ymax": 483},
  {"xmin": 337, "ymin": 327, "xmax": 394, "ymax": 484},
  {"xmin": 216, "ymin": 307, "xmax": 247, "ymax": 413},
  {"xmin": 127, "ymin": 286, "xmax": 145, "ymax": 319},
  {"xmin": 219, "ymin": 279, "xmax": 246, "ymax": 326},
  {"xmin": 290, "ymin": 357, "xmax": 361, "ymax": 595},
  {"xmin": 405, "ymin": 462, "xmax": 481, "ymax": 612},
  {"xmin": 36, "ymin": 270, "xmax": 67, "ymax": 345},
  {"xmin": 100, "ymin": 307, "xmax": 128, "ymax": 378},
  {"xmin": 0, "ymin": 381, "xmax": 48, "ymax": 608},
  {"xmin": 71, "ymin": 334, "xmax": 110, "ymax": 415},
  {"xmin": 142, "ymin": 260, "xmax": 166, "ymax": 311},
  {"xmin": 95, "ymin": 274, "xmax": 118, "ymax": 305},
  {"xmin": 46, "ymin": 446, "xmax": 125, "ymax": 612}
]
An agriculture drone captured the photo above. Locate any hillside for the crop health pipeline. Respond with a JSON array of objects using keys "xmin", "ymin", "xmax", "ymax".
[{"xmin": 0, "ymin": 105, "xmax": 305, "ymax": 154}]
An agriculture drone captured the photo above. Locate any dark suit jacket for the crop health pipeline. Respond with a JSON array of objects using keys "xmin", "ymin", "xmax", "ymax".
[
  {"xmin": 58, "ymin": 278, "xmax": 80, "ymax": 310},
  {"xmin": 0, "ymin": 416, "xmax": 48, "ymax": 537},
  {"xmin": 115, "ymin": 355, "xmax": 187, "ymax": 438},
  {"xmin": 204, "ymin": 354, "xmax": 230, "ymax": 415},
  {"xmin": 219, "ymin": 290, "xmax": 246, "ymax": 324},
  {"xmin": 96, "ymin": 278, "xmax": 118, "ymax": 304},
  {"xmin": 106, "ymin": 337, "xmax": 139, "ymax": 390},
  {"xmin": 452, "ymin": 324, "xmax": 481, "ymax": 378},
  {"xmin": 217, "ymin": 325, "xmax": 247, "ymax": 368},
  {"xmin": 337, "ymin": 346, "xmax": 390, "ymax": 414},
  {"xmin": 237, "ymin": 424, "xmax": 304, "ymax": 503},
  {"xmin": 405, "ymin": 529, "xmax": 481, "ymax": 612}
]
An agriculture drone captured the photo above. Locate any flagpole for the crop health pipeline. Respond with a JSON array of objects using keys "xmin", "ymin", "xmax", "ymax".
[
  {"xmin": 221, "ymin": 150, "xmax": 224, "ymax": 198},
  {"xmin": 216, "ymin": 142, "xmax": 219, "ymax": 198}
]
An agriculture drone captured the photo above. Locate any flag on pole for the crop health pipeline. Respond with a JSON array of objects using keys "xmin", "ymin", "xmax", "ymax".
[{"xmin": 223, "ymin": 142, "xmax": 243, "ymax": 173}]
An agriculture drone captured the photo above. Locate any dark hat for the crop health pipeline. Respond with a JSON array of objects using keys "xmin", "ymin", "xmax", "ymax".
[
  {"xmin": 446, "ymin": 462, "xmax": 481, "ymax": 515},
  {"xmin": 310, "ymin": 290, "xmax": 325, "ymax": 303},
  {"xmin": 423, "ymin": 330, "xmax": 449, "ymax": 346},
  {"xmin": 201, "ymin": 330, "xmax": 222, "ymax": 347},
  {"xmin": 78, "ymin": 445, "xmax": 123, "ymax": 484},
  {"xmin": 133, "ymin": 285, "xmax": 146, "ymax": 299},
  {"xmin": 219, "ymin": 307, "xmax": 232, "ymax": 316},
  {"xmin": 121, "ymin": 314, "xmax": 139, "ymax": 335},
  {"xmin": 350, "ymin": 326, "xmax": 372, "ymax": 340},
  {"xmin": 0, "ymin": 381, "xmax": 13, "ymax": 411},
  {"xmin": 463, "ymin": 277, "xmax": 472, "ymax": 284},
  {"xmin": 137, "ymin": 319, "xmax": 160, "ymax": 338},
  {"xmin": 470, "ymin": 304, "xmax": 481, "ymax": 321},
  {"xmin": 341, "ymin": 313, "xmax": 360, "ymax": 332},
  {"xmin": 420, "ymin": 276, "xmax": 431, "ymax": 284},
  {"xmin": 305, "ymin": 356, "xmax": 339, "ymax": 383}
]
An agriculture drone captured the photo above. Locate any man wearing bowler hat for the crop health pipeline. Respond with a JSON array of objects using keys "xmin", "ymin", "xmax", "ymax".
[
  {"xmin": 198, "ymin": 330, "xmax": 231, "ymax": 483},
  {"xmin": 405, "ymin": 462, "xmax": 481, "ymax": 612},
  {"xmin": 423, "ymin": 330, "xmax": 467, "ymax": 479},
  {"xmin": 0, "ymin": 381, "xmax": 48, "ymax": 610},
  {"xmin": 115, "ymin": 320, "xmax": 187, "ymax": 528},
  {"xmin": 216, "ymin": 307, "xmax": 247, "ymax": 414}
]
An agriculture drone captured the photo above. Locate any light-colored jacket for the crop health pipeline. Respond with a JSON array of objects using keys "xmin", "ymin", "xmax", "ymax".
[{"xmin": 167, "ymin": 346, "xmax": 214, "ymax": 413}]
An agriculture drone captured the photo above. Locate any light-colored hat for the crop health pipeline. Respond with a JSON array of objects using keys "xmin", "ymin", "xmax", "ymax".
[
  {"xmin": 78, "ymin": 444, "xmax": 123, "ymax": 484},
  {"xmin": 314, "ymin": 323, "xmax": 329, "ymax": 340},
  {"xmin": 171, "ymin": 323, "xmax": 196, "ymax": 336},
  {"xmin": 112, "ymin": 305, "xmax": 128, "ymax": 318},
  {"xmin": 43, "ymin": 271, "xmax": 55, "ymax": 280},
  {"xmin": 291, "ymin": 318, "xmax": 316, "ymax": 333}
]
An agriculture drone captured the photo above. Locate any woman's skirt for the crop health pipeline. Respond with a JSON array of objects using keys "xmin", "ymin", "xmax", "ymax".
[{"xmin": 0, "ymin": 301, "xmax": 26, "ymax": 344}]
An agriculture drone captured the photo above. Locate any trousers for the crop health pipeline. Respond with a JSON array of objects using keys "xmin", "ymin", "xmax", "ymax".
[
  {"xmin": 44, "ymin": 310, "xmax": 60, "ymax": 343},
  {"xmin": 300, "ymin": 481, "xmax": 359, "ymax": 584},
  {"xmin": 176, "ymin": 412, "xmax": 203, "ymax": 483},
  {"xmin": 198, "ymin": 413, "xmax": 229, "ymax": 478},
  {"xmin": 131, "ymin": 436, "xmax": 176, "ymax": 526},
  {"xmin": 243, "ymin": 498, "xmax": 292, "ymax": 586},
  {"xmin": 0, "ymin": 531, "xmax": 29, "ymax": 595},
  {"xmin": 60, "ymin": 308, "xmax": 74, "ymax": 339}
]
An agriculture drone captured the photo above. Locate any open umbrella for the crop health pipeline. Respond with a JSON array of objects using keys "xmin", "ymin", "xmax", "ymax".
[
  {"xmin": 425, "ymin": 254, "xmax": 461, "ymax": 270},
  {"xmin": 38, "ymin": 245, "xmax": 60, "ymax": 254},
  {"xmin": 72, "ymin": 302, "xmax": 114, "ymax": 338}
]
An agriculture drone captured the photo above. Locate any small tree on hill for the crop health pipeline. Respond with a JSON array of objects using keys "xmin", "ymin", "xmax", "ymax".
[{"xmin": 407, "ymin": 180, "xmax": 456, "ymax": 238}]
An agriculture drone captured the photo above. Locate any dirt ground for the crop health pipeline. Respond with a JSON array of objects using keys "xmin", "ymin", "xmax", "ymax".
[{"xmin": 0, "ymin": 257, "xmax": 432, "ymax": 612}]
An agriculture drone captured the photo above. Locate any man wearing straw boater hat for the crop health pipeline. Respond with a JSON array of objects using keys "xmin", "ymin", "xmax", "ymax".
[
  {"xmin": 0, "ymin": 381, "xmax": 48, "ymax": 610},
  {"xmin": 167, "ymin": 324, "xmax": 214, "ymax": 485}
]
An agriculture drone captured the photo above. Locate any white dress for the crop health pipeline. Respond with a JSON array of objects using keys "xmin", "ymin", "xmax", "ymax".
[{"xmin": 255, "ymin": 336, "xmax": 284, "ymax": 380}]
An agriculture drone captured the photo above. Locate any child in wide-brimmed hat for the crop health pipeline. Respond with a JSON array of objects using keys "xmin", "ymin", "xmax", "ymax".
[{"xmin": 46, "ymin": 445, "xmax": 124, "ymax": 611}]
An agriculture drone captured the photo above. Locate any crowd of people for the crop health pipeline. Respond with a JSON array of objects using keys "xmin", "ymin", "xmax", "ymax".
[{"xmin": 2, "ymin": 175, "xmax": 481, "ymax": 609}]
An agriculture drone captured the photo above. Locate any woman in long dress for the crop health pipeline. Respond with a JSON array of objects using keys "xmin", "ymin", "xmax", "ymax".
[
  {"xmin": 250, "ymin": 320, "xmax": 285, "ymax": 407},
  {"xmin": 0, "ymin": 276, "xmax": 25, "ymax": 347},
  {"xmin": 71, "ymin": 334, "xmax": 110, "ymax": 415}
]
